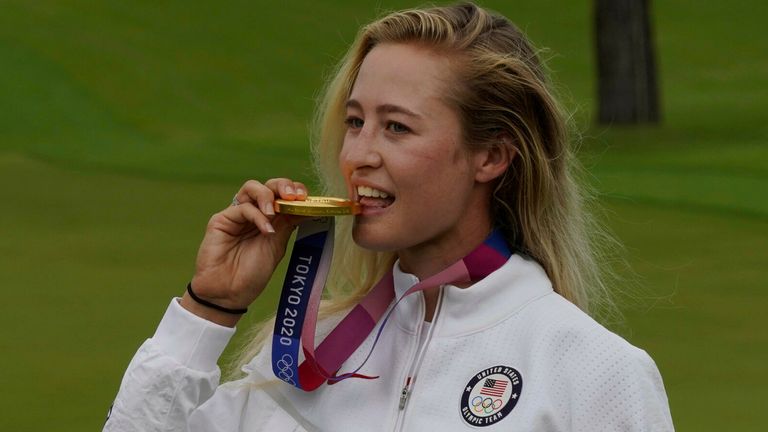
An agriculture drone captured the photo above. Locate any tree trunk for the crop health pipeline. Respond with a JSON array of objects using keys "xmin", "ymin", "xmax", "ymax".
[{"xmin": 595, "ymin": 0, "xmax": 660, "ymax": 124}]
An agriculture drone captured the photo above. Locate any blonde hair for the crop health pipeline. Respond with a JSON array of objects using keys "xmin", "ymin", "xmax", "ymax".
[{"xmin": 231, "ymin": 2, "xmax": 617, "ymax": 377}]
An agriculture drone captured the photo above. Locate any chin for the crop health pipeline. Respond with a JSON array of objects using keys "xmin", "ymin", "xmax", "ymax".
[{"xmin": 351, "ymin": 220, "xmax": 402, "ymax": 252}]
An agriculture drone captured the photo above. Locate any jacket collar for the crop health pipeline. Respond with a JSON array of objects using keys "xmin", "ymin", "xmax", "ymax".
[{"xmin": 392, "ymin": 254, "xmax": 553, "ymax": 337}]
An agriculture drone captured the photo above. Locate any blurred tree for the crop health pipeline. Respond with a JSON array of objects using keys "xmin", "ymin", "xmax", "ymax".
[{"xmin": 595, "ymin": 0, "xmax": 660, "ymax": 124}]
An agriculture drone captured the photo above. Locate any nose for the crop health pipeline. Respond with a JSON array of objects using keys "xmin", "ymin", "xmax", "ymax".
[{"xmin": 340, "ymin": 128, "xmax": 383, "ymax": 172}]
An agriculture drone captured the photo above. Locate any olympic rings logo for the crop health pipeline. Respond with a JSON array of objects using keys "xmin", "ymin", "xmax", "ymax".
[
  {"xmin": 471, "ymin": 396, "xmax": 503, "ymax": 414},
  {"xmin": 276, "ymin": 354, "xmax": 296, "ymax": 384}
]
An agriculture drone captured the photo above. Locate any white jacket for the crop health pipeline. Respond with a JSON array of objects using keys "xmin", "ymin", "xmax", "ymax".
[{"xmin": 104, "ymin": 255, "xmax": 674, "ymax": 431}]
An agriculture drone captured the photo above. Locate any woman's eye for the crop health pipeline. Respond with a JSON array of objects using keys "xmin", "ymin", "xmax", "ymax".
[
  {"xmin": 386, "ymin": 121, "xmax": 410, "ymax": 134},
  {"xmin": 345, "ymin": 117, "xmax": 364, "ymax": 129}
]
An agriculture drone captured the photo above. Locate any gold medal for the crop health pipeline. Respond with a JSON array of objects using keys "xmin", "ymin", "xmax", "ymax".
[{"xmin": 274, "ymin": 196, "xmax": 360, "ymax": 216}]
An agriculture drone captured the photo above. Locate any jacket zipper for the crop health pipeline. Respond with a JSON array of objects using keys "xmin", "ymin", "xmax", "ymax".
[{"xmin": 393, "ymin": 287, "xmax": 444, "ymax": 431}]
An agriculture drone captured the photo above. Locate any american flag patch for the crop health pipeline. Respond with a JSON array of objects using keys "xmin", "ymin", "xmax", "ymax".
[{"xmin": 479, "ymin": 378, "xmax": 508, "ymax": 397}]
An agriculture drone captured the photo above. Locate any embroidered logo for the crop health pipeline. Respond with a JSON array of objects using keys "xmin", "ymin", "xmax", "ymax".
[{"xmin": 460, "ymin": 365, "xmax": 522, "ymax": 427}]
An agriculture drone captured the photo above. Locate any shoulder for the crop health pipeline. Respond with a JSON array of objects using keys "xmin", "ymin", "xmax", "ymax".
[
  {"xmin": 523, "ymin": 293, "xmax": 658, "ymax": 379},
  {"xmin": 520, "ymin": 294, "xmax": 674, "ymax": 430},
  {"xmin": 531, "ymin": 294, "xmax": 638, "ymax": 357},
  {"xmin": 488, "ymin": 256, "xmax": 662, "ymax": 383},
  {"xmin": 483, "ymin": 255, "xmax": 661, "ymax": 379}
]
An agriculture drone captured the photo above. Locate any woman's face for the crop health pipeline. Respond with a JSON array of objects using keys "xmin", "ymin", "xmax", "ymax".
[{"xmin": 339, "ymin": 43, "xmax": 493, "ymax": 268}]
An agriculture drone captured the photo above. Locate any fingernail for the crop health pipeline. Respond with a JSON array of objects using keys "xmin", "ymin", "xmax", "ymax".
[
  {"xmin": 285, "ymin": 186, "xmax": 295, "ymax": 195},
  {"xmin": 296, "ymin": 187, "xmax": 305, "ymax": 196},
  {"xmin": 264, "ymin": 203, "xmax": 275, "ymax": 216},
  {"xmin": 265, "ymin": 222, "xmax": 276, "ymax": 233}
]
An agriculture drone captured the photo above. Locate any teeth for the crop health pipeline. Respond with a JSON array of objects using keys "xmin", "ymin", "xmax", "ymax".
[{"xmin": 357, "ymin": 185, "xmax": 390, "ymax": 199}]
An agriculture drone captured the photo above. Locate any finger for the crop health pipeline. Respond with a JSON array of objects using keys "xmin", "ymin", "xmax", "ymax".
[
  {"xmin": 292, "ymin": 181, "xmax": 308, "ymax": 199},
  {"xmin": 265, "ymin": 178, "xmax": 304, "ymax": 201},
  {"xmin": 235, "ymin": 180, "xmax": 276, "ymax": 216},
  {"xmin": 221, "ymin": 202, "xmax": 275, "ymax": 235}
]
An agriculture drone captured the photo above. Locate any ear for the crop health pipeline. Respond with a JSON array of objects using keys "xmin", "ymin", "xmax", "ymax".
[{"xmin": 473, "ymin": 133, "xmax": 516, "ymax": 183}]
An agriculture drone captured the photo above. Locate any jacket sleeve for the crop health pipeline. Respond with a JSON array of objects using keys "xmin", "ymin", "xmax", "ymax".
[{"xmin": 103, "ymin": 298, "xmax": 235, "ymax": 432}]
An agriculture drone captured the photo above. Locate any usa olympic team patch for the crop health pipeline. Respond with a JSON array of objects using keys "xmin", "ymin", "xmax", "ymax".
[{"xmin": 460, "ymin": 365, "xmax": 522, "ymax": 427}]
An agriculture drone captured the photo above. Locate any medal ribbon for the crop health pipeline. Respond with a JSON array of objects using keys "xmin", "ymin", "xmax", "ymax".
[{"xmin": 272, "ymin": 219, "xmax": 511, "ymax": 391}]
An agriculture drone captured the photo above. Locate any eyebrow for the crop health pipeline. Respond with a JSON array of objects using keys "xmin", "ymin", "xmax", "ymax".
[{"xmin": 345, "ymin": 99, "xmax": 423, "ymax": 119}]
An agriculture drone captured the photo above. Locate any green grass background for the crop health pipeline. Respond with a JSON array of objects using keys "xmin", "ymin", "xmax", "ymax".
[{"xmin": 0, "ymin": 1, "xmax": 765, "ymax": 430}]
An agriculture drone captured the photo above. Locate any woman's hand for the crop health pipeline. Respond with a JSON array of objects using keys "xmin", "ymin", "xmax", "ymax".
[{"xmin": 180, "ymin": 178, "xmax": 307, "ymax": 326}]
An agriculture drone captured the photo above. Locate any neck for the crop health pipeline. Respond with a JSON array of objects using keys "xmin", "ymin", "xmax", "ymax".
[
  {"xmin": 397, "ymin": 221, "xmax": 492, "ymax": 281},
  {"xmin": 399, "ymin": 222, "xmax": 493, "ymax": 322}
]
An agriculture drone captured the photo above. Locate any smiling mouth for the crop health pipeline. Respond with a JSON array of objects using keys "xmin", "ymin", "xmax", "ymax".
[{"xmin": 356, "ymin": 185, "xmax": 395, "ymax": 208}]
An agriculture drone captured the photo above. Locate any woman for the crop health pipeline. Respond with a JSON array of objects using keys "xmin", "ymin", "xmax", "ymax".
[{"xmin": 104, "ymin": 3, "xmax": 674, "ymax": 431}]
